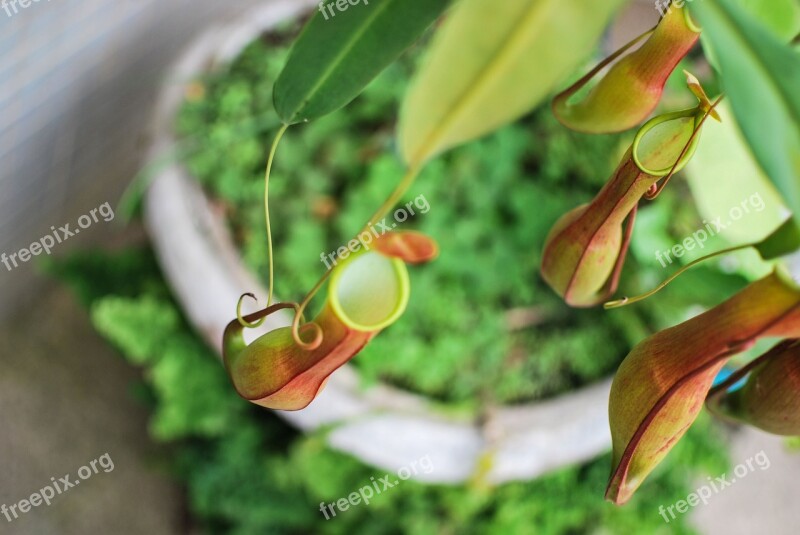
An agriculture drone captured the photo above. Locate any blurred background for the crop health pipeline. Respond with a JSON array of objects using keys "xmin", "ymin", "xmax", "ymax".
[{"xmin": 1, "ymin": 0, "xmax": 799, "ymax": 534}]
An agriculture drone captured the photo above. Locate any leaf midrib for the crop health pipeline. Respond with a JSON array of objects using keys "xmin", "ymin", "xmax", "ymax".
[
  {"xmin": 284, "ymin": 0, "xmax": 396, "ymax": 123},
  {"xmin": 407, "ymin": 0, "xmax": 555, "ymax": 166}
]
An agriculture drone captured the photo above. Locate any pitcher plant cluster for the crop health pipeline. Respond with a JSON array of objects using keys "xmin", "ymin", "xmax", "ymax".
[{"xmin": 215, "ymin": 0, "xmax": 800, "ymax": 506}]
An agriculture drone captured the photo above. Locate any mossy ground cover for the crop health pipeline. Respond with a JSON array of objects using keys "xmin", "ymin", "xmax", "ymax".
[
  {"xmin": 50, "ymin": 248, "xmax": 727, "ymax": 535},
  {"xmin": 174, "ymin": 29, "xmax": 744, "ymax": 408},
  {"xmin": 47, "ymin": 20, "xmax": 748, "ymax": 534}
]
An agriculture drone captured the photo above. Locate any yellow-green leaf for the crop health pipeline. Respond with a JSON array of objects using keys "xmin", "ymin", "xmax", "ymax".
[{"xmin": 398, "ymin": 0, "xmax": 630, "ymax": 167}]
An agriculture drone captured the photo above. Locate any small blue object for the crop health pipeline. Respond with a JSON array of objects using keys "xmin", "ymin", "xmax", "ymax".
[{"xmin": 712, "ymin": 367, "xmax": 746, "ymax": 392}]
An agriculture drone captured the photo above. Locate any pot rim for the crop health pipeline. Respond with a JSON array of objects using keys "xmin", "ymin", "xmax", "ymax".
[{"xmin": 143, "ymin": 0, "xmax": 613, "ymax": 485}]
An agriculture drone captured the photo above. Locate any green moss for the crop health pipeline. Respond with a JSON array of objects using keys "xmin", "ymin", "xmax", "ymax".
[
  {"xmin": 49, "ymin": 248, "xmax": 728, "ymax": 535},
  {"xmin": 175, "ymin": 32, "xmax": 653, "ymax": 406},
  {"xmin": 175, "ymin": 32, "xmax": 749, "ymax": 406},
  {"xmin": 44, "ymin": 21, "xmax": 752, "ymax": 535}
]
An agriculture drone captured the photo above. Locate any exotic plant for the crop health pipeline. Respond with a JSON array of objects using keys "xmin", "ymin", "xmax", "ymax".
[
  {"xmin": 543, "ymin": 0, "xmax": 800, "ymax": 505},
  {"xmin": 224, "ymin": 0, "xmax": 628, "ymax": 407},
  {"xmin": 217, "ymin": 0, "xmax": 800, "ymax": 506}
]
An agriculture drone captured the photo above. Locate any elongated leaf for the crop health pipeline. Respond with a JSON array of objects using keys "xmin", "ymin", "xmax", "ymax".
[
  {"xmin": 686, "ymin": 102, "xmax": 787, "ymax": 245},
  {"xmin": 691, "ymin": 0, "xmax": 800, "ymax": 227},
  {"xmin": 398, "ymin": 0, "xmax": 630, "ymax": 167},
  {"xmin": 700, "ymin": 0, "xmax": 800, "ymax": 69},
  {"xmin": 737, "ymin": 0, "xmax": 800, "ymax": 42},
  {"xmin": 274, "ymin": 0, "xmax": 450, "ymax": 125}
]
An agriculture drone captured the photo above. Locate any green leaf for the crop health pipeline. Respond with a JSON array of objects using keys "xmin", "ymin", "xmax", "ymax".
[
  {"xmin": 691, "ymin": 0, "xmax": 800, "ymax": 225},
  {"xmin": 686, "ymin": 102, "xmax": 788, "ymax": 246},
  {"xmin": 736, "ymin": 0, "xmax": 800, "ymax": 42},
  {"xmin": 756, "ymin": 218, "xmax": 800, "ymax": 260},
  {"xmin": 273, "ymin": 0, "xmax": 449, "ymax": 124},
  {"xmin": 700, "ymin": 0, "xmax": 800, "ymax": 69},
  {"xmin": 398, "ymin": 0, "xmax": 630, "ymax": 167}
]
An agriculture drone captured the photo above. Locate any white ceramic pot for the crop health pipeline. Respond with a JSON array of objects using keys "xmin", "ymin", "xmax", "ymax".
[{"xmin": 144, "ymin": 0, "xmax": 614, "ymax": 485}]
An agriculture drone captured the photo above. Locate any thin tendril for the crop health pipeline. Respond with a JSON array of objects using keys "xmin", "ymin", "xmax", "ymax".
[
  {"xmin": 644, "ymin": 94, "xmax": 725, "ymax": 201},
  {"xmin": 264, "ymin": 124, "xmax": 290, "ymax": 308},
  {"xmin": 236, "ymin": 293, "xmax": 266, "ymax": 328},
  {"xmin": 604, "ymin": 242, "xmax": 754, "ymax": 309},
  {"xmin": 289, "ymin": 166, "xmax": 422, "ymax": 348},
  {"xmin": 366, "ymin": 166, "xmax": 421, "ymax": 228},
  {"xmin": 291, "ymin": 272, "xmax": 331, "ymax": 350}
]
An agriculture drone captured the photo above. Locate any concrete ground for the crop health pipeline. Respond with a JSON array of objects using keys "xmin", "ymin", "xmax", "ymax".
[
  {"xmin": 692, "ymin": 429, "xmax": 800, "ymax": 535},
  {"xmin": 0, "ymin": 269, "xmax": 185, "ymax": 534}
]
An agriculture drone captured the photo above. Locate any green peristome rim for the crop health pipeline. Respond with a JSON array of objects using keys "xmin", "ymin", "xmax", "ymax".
[
  {"xmin": 684, "ymin": 7, "xmax": 702, "ymax": 34},
  {"xmin": 632, "ymin": 108, "xmax": 704, "ymax": 177},
  {"xmin": 328, "ymin": 248, "xmax": 410, "ymax": 333}
]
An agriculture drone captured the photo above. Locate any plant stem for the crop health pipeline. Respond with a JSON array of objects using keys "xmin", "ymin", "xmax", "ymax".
[{"xmin": 264, "ymin": 123, "xmax": 290, "ymax": 308}]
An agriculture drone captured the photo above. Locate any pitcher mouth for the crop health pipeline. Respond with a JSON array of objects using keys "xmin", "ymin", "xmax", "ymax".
[
  {"xmin": 328, "ymin": 250, "xmax": 410, "ymax": 332},
  {"xmin": 633, "ymin": 108, "xmax": 704, "ymax": 177}
]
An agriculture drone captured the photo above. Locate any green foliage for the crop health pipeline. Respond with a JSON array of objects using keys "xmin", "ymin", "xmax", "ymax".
[
  {"xmin": 46, "ymin": 250, "xmax": 244, "ymax": 441},
  {"xmin": 692, "ymin": 0, "xmax": 800, "ymax": 226}
]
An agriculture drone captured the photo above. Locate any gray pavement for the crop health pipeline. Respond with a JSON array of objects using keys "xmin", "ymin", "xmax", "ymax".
[{"xmin": 0, "ymin": 275, "xmax": 184, "ymax": 535}]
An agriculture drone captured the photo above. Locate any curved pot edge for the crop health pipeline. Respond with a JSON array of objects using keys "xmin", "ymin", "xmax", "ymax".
[{"xmin": 142, "ymin": 0, "xmax": 613, "ymax": 484}]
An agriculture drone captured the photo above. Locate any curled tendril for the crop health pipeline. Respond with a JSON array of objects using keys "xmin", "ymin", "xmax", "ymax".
[
  {"xmin": 642, "ymin": 94, "xmax": 725, "ymax": 201},
  {"xmin": 287, "ymin": 166, "xmax": 422, "ymax": 351},
  {"xmin": 236, "ymin": 300, "xmax": 302, "ymax": 326},
  {"xmin": 294, "ymin": 319, "xmax": 324, "ymax": 351},
  {"xmin": 604, "ymin": 242, "xmax": 754, "ymax": 309},
  {"xmin": 237, "ymin": 293, "xmax": 266, "ymax": 328},
  {"xmin": 236, "ymin": 297, "xmax": 322, "ymax": 349},
  {"xmin": 290, "ymin": 272, "xmax": 331, "ymax": 350}
]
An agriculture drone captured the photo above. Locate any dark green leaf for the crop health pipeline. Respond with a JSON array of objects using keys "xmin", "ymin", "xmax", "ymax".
[
  {"xmin": 756, "ymin": 218, "xmax": 800, "ymax": 260},
  {"xmin": 274, "ymin": 0, "xmax": 450, "ymax": 124}
]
